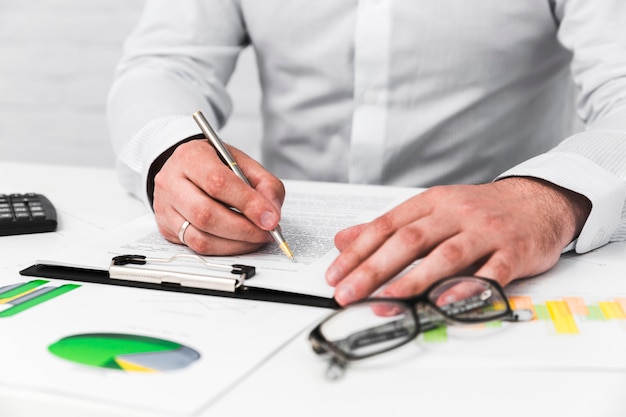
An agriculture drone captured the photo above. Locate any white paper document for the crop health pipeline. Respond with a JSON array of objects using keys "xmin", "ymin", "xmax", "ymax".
[{"xmin": 37, "ymin": 181, "xmax": 422, "ymax": 298}]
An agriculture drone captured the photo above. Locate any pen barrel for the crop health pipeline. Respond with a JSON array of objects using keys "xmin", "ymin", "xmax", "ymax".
[{"xmin": 193, "ymin": 111, "xmax": 251, "ymax": 186}]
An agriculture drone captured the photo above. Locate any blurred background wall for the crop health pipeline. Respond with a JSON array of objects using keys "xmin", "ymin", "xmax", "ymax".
[{"xmin": 0, "ymin": 0, "xmax": 262, "ymax": 167}]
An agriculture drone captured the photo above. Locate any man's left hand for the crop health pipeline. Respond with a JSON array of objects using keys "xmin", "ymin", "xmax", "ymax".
[{"xmin": 326, "ymin": 177, "xmax": 591, "ymax": 306}]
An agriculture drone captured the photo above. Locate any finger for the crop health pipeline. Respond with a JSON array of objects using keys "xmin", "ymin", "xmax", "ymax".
[
  {"xmin": 473, "ymin": 251, "xmax": 522, "ymax": 288},
  {"xmin": 431, "ymin": 279, "xmax": 490, "ymax": 307},
  {"xmin": 326, "ymin": 194, "xmax": 437, "ymax": 286},
  {"xmin": 331, "ymin": 219, "xmax": 463, "ymax": 305},
  {"xmin": 158, "ymin": 207, "xmax": 268, "ymax": 255},
  {"xmin": 179, "ymin": 220, "xmax": 268, "ymax": 255},
  {"xmin": 186, "ymin": 148, "xmax": 283, "ymax": 232},
  {"xmin": 334, "ymin": 223, "xmax": 367, "ymax": 252},
  {"xmin": 184, "ymin": 197, "xmax": 276, "ymax": 245},
  {"xmin": 327, "ymin": 200, "xmax": 450, "ymax": 287},
  {"xmin": 379, "ymin": 233, "xmax": 493, "ymax": 299},
  {"xmin": 326, "ymin": 214, "xmax": 400, "ymax": 287},
  {"xmin": 229, "ymin": 146, "xmax": 286, "ymax": 211},
  {"xmin": 474, "ymin": 244, "xmax": 563, "ymax": 286},
  {"xmin": 157, "ymin": 166, "xmax": 273, "ymax": 244}
]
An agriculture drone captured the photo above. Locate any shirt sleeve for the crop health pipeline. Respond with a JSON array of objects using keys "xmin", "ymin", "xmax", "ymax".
[
  {"xmin": 106, "ymin": 0, "xmax": 248, "ymax": 207},
  {"xmin": 496, "ymin": 0, "xmax": 626, "ymax": 253}
]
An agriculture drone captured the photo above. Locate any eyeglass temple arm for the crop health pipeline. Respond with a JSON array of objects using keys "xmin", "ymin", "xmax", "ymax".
[
  {"xmin": 333, "ymin": 318, "xmax": 415, "ymax": 352},
  {"xmin": 509, "ymin": 308, "xmax": 534, "ymax": 322}
]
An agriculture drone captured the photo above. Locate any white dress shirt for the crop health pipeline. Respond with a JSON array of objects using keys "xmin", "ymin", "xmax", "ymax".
[{"xmin": 107, "ymin": 0, "xmax": 626, "ymax": 254}]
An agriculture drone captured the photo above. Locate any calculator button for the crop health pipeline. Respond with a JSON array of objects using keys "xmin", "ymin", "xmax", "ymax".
[{"xmin": 0, "ymin": 193, "xmax": 57, "ymax": 236}]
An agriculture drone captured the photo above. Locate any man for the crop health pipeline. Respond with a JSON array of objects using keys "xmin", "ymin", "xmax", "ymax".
[{"xmin": 107, "ymin": 1, "xmax": 626, "ymax": 306}]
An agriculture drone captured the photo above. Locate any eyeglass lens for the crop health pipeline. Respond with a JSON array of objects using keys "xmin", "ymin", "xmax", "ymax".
[
  {"xmin": 320, "ymin": 302, "xmax": 416, "ymax": 358},
  {"xmin": 318, "ymin": 277, "xmax": 509, "ymax": 360},
  {"xmin": 428, "ymin": 276, "xmax": 509, "ymax": 321}
]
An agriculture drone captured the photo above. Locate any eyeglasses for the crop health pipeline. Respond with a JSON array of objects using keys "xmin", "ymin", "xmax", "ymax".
[{"xmin": 308, "ymin": 275, "xmax": 532, "ymax": 380}]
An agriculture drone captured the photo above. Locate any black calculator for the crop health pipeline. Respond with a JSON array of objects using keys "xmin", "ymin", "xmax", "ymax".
[{"xmin": 0, "ymin": 193, "xmax": 57, "ymax": 236}]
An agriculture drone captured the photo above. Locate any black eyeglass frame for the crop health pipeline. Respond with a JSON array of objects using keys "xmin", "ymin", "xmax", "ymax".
[{"xmin": 309, "ymin": 275, "xmax": 520, "ymax": 364}]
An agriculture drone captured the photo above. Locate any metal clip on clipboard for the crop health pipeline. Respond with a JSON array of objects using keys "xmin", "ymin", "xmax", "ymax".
[{"xmin": 109, "ymin": 254, "xmax": 256, "ymax": 293}]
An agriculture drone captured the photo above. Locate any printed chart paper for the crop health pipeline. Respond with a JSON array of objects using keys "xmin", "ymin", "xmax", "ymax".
[{"xmin": 0, "ymin": 276, "xmax": 326, "ymax": 415}]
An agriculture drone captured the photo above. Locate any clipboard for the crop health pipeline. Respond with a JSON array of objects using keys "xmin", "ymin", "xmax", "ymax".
[{"xmin": 20, "ymin": 254, "xmax": 339, "ymax": 309}]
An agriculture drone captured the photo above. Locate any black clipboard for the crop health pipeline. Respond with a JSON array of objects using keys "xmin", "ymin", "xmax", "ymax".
[{"xmin": 20, "ymin": 254, "xmax": 339, "ymax": 310}]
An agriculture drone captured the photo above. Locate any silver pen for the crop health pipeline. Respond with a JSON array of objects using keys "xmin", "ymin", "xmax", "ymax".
[{"xmin": 192, "ymin": 110, "xmax": 295, "ymax": 261}]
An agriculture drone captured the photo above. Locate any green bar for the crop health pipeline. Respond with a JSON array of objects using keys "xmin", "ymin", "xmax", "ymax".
[
  {"xmin": 0, "ymin": 284, "xmax": 79, "ymax": 318},
  {"xmin": 586, "ymin": 305, "xmax": 606, "ymax": 321},
  {"xmin": 0, "ymin": 280, "xmax": 48, "ymax": 299},
  {"xmin": 534, "ymin": 304, "xmax": 550, "ymax": 320},
  {"xmin": 485, "ymin": 320, "xmax": 503, "ymax": 328},
  {"xmin": 423, "ymin": 326, "xmax": 447, "ymax": 343}
]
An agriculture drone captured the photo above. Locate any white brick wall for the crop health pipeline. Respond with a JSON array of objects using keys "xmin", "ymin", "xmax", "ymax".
[{"xmin": 0, "ymin": 0, "xmax": 262, "ymax": 167}]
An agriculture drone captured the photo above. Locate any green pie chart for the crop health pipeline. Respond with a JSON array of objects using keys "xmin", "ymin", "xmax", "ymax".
[{"xmin": 48, "ymin": 333, "xmax": 200, "ymax": 372}]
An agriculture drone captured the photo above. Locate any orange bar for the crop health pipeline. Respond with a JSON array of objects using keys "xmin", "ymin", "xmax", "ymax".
[
  {"xmin": 563, "ymin": 297, "xmax": 589, "ymax": 317},
  {"xmin": 615, "ymin": 298, "xmax": 626, "ymax": 316}
]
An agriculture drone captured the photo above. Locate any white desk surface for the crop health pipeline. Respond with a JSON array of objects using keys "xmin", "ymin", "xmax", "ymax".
[{"xmin": 1, "ymin": 161, "xmax": 626, "ymax": 417}]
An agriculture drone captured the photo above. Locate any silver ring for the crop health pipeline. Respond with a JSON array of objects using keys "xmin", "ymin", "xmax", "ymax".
[{"xmin": 178, "ymin": 220, "xmax": 191, "ymax": 245}]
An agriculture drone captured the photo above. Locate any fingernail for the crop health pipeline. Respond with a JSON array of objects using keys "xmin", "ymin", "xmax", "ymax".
[
  {"xmin": 326, "ymin": 266, "xmax": 342, "ymax": 286},
  {"xmin": 439, "ymin": 293, "xmax": 458, "ymax": 305},
  {"xmin": 335, "ymin": 284, "xmax": 355, "ymax": 305},
  {"xmin": 260, "ymin": 211, "xmax": 276, "ymax": 229}
]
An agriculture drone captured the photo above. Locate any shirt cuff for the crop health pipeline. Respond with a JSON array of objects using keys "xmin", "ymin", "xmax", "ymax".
[{"xmin": 495, "ymin": 152, "xmax": 626, "ymax": 253}]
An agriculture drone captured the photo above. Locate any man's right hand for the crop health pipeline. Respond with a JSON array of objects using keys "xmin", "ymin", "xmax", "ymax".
[{"xmin": 152, "ymin": 139, "xmax": 286, "ymax": 255}]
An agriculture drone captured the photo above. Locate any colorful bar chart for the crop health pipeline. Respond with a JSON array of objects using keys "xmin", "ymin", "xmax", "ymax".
[
  {"xmin": 510, "ymin": 296, "xmax": 626, "ymax": 335},
  {"xmin": 421, "ymin": 295, "xmax": 626, "ymax": 342},
  {"xmin": 0, "ymin": 279, "xmax": 79, "ymax": 318}
]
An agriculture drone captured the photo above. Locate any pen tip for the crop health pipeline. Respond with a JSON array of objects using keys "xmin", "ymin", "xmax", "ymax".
[{"xmin": 279, "ymin": 242, "xmax": 295, "ymax": 262}]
